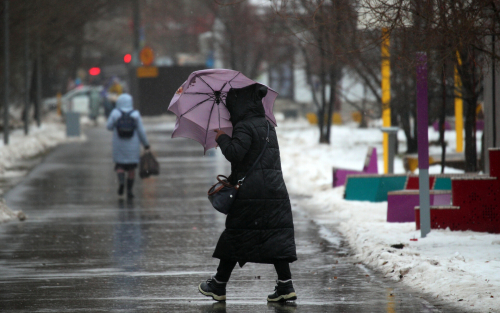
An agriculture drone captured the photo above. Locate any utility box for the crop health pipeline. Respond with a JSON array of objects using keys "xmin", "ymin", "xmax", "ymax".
[{"xmin": 66, "ymin": 112, "xmax": 80, "ymax": 137}]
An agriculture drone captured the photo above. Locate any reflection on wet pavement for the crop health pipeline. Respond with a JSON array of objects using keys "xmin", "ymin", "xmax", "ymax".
[{"xmin": 0, "ymin": 125, "xmax": 465, "ymax": 312}]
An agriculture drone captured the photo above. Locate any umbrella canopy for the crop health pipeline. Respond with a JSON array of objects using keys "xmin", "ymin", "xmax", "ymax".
[{"xmin": 168, "ymin": 69, "xmax": 278, "ymax": 153}]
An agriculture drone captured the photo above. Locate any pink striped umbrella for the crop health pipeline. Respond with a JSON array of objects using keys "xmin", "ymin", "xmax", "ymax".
[{"xmin": 168, "ymin": 69, "xmax": 278, "ymax": 153}]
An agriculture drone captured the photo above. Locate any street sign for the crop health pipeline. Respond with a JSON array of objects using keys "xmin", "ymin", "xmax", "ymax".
[
  {"xmin": 140, "ymin": 46, "xmax": 154, "ymax": 66},
  {"xmin": 137, "ymin": 66, "xmax": 159, "ymax": 78}
]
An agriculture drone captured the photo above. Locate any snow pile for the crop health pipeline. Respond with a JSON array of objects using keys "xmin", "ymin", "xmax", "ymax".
[
  {"xmin": 0, "ymin": 116, "xmax": 85, "ymax": 223},
  {"xmin": 0, "ymin": 199, "xmax": 22, "ymax": 223},
  {"xmin": 278, "ymin": 119, "xmax": 499, "ymax": 313}
]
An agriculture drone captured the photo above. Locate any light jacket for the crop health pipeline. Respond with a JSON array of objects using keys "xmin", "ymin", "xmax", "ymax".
[{"xmin": 106, "ymin": 94, "xmax": 149, "ymax": 164}]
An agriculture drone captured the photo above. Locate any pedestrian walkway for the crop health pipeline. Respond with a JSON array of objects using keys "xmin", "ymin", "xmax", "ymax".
[{"xmin": 0, "ymin": 121, "xmax": 464, "ymax": 312}]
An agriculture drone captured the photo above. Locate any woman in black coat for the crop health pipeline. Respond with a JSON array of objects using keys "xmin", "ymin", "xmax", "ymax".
[{"xmin": 198, "ymin": 84, "xmax": 297, "ymax": 302}]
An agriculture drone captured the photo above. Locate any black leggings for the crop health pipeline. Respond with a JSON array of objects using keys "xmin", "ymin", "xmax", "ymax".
[{"xmin": 214, "ymin": 259, "xmax": 292, "ymax": 283}]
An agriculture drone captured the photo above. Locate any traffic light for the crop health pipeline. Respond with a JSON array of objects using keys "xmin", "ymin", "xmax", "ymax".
[
  {"xmin": 89, "ymin": 67, "xmax": 101, "ymax": 76},
  {"xmin": 124, "ymin": 54, "xmax": 132, "ymax": 63}
]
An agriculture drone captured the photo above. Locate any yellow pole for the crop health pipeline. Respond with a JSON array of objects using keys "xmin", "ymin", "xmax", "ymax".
[
  {"xmin": 56, "ymin": 91, "xmax": 62, "ymax": 116},
  {"xmin": 387, "ymin": 288, "xmax": 396, "ymax": 313},
  {"xmin": 454, "ymin": 52, "xmax": 464, "ymax": 153},
  {"xmin": 381, "ymin": 28, "xmax": 391, "ymax": 173}
]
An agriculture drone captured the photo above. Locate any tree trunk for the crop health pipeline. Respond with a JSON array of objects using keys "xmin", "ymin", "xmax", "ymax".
[
  {"xmin": 464, "ymin": 97, "xmax": 477, "ymax": 172},
  {"xmin": 318, "ymin": 36, "xmax": 328, "ymax": 143},
  {"xmin": 325, "ymin": 66, "xmax": 337, "ymax": 144},
  {"xmin": 317, "ymin": 79, "xmax": 327, "ymax": 143},
  {"xmin": 460, "ymin": 49, "xmax": 478, "ymax": 172},
  {"xmin": 359, "ymin": 85, "xmax": 368, "ymax": 128},
  {"xmin": 401, "ymin": 107, "xmax": 418, "ymax": 153}
]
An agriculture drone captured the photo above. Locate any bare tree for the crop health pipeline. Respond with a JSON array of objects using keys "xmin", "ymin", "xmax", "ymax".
[
  {"xmin": 206, "ymin": 1, "xmax": 281, "ymax": 80},
  {"xmin": 272, "ymin": 0, "xmax": 358, "ymax": 143},
  {"xmin": 356, "ymin": 0, "xmax": 496, "ymax": 171},
  {"xmin": 0, "ymin": 0, "xmax": 122, "ymax": 104}
]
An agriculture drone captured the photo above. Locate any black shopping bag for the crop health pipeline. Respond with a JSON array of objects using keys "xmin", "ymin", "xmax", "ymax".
[{"xmin": 139, "ymin": 151, "xmax": 160, "ymax": 179}]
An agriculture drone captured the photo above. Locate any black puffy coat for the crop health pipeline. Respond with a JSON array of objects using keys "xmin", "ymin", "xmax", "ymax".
[{"xmin": 212, "ymin": 84, "xmax": 297, "ymax": 265}]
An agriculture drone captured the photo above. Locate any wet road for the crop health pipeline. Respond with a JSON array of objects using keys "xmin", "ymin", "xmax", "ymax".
[{"xmin": 0, "ymin": 122, "xmax": 464, "ymax": 312}]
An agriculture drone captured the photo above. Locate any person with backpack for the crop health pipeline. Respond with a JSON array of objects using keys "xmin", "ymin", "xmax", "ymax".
[{"xmin": 106, "ymin": 93, "xmax": 150, "ymax": 198}]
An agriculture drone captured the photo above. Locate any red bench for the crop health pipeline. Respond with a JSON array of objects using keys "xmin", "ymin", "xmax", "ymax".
[{"xmin": 416, "ymin": 148, "xmax": 500, "ymax": 233}]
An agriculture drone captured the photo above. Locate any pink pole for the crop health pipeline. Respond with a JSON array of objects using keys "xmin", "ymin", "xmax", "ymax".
[{"xmin": 416, "ymin": 52, "xmax": 431, "ymax": 237}]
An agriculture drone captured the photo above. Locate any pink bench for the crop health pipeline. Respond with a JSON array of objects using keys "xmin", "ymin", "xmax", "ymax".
[
  {"xmin": 333, "ymin": 147, "xmax": 378, "ymax": 187},
  {"xmin": 387, "ymin": 190, "xmax": 451, "ymax": 222}
]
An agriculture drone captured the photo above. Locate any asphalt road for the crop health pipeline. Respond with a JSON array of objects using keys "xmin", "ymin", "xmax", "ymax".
[{"xmin": 0, "ymin": 121, "xmax": 465, "ymax": 312}]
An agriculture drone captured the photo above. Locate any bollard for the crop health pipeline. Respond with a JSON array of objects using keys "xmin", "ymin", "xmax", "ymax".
[
  {"xmin": 381, "ymin": 127, "xmax": 399, "ymax": 174},
  {"xmin": 66, "ymin": 112, "xmax": 80, "ymax": 137},
  {"xmin": 56, "ymin": 92, "xmax": 62, "ymax": 116}
]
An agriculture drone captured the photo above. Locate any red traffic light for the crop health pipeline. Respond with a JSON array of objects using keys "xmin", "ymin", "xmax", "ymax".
[
  {"xmin": 89, "ymin": 67, "xmax": 101, "ymax": 76},
  {"xmin": 124, "ymin": 54, "xmax": 132, "ymax": 63}
]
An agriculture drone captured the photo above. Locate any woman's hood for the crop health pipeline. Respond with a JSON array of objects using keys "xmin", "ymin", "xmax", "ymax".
[
  {"xmin": 116, "ymin": 94, "xmax": 133, "ymax": 111},
  {"xmin": 225, "ymin": 84, "xmax": 267, "ymax": 125}
]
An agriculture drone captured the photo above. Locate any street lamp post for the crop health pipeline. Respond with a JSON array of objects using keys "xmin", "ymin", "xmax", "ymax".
[
  {"xmin": 36, "ymin": 31, "xmax": 42, "ymax": 127},
  {"xmin": 4, "ymin": 0, "xmax": 10, "ymax": 145},
  {"xmin": 25, "ymin": 13, "xmax": 30, "ymax": 135},
  {"xmin": 132, "ymin": 0, "xmax": 141, "ymax": 67}
]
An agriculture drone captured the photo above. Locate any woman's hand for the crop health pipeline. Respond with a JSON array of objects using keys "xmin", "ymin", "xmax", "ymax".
[{"xmin": 214, "ymin": 129, "xmax": 226, "ymax": 140}]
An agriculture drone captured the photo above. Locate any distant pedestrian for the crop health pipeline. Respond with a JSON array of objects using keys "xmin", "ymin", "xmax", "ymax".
[
  {"xmin": 108, "ymin": 77, "xmax": 123, "ymax": 107},
  {"xmin": 66, "ymin": 78, "xmax": 76, "ymax": 91},
  {"xmin": 108, "ymin": 77, "xmax": 123, "ymax": 95},
  {"xmin": 198, "ymin": 84, "xmax": 298, "ymax": 302},
  {"xmin": 102, "ymin": 78, "xmax": 114, "ymax": 118},
  {"xmin": 89, "ymin": 88, "xmax": 101, "ymax": 126},
  {"xmin": 106, "ymin": 93, "xmax": 150, "ymax": 199}
]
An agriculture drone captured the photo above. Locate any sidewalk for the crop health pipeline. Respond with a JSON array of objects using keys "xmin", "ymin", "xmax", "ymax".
[
  {"xmin": 0, "ymin": 118, "xmax": 462, "ymax": 312},
  {"xmin": 277, "ymin": 119, "xmax": 499, "ymax": 313}
]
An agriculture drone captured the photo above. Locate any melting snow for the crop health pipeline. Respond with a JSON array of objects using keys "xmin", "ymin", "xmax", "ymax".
[{"xmin": 278, "ymin": 119, "xmax": 498, "ymax": 313}]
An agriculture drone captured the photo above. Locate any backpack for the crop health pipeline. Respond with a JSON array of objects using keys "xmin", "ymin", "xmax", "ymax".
[{"xmin": 116, "ymin": 110, "xmax": 136, "ymax": 138}]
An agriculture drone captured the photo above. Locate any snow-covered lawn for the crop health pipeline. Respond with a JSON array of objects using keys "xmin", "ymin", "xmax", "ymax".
[
  {"xmin": 277, "ymin": 118, "xmax": 499, "ymax": 313},
  {"xmin": 0, "ymin": 115, "xmax": 85, "ymax": 223}
]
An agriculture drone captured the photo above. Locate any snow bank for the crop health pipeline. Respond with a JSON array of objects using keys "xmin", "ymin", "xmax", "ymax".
[
  {"xmin": 278, "ymin": 119, "xmax": 499, "ymax": 313},
  {"xmin": 0, "ymin": 115, "xmax": 85, "ymax": 223},
  {"xmin": 0, "ymin": 199, "xmax": 24, "ymax": 223}
]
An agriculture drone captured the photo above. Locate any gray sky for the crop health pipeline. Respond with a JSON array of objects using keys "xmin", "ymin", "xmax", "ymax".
[{"xmin": 249, "ymin": 0, "xmax": 272, "ymax": 6}]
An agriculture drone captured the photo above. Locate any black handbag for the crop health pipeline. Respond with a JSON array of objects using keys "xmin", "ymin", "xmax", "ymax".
[
  {"xmin": 139, "ymin": 150, "xmax": 160, "ymax": 179},
  {"xmin": 208, "ymin": 122, "xmax": 270, "ymax": 214}
]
